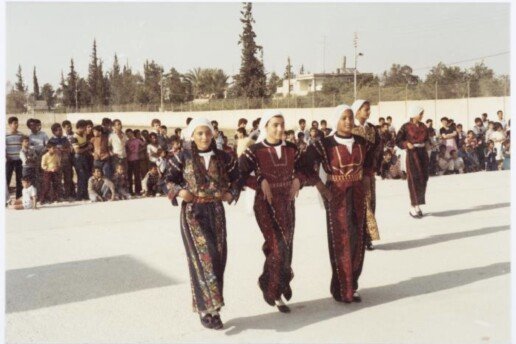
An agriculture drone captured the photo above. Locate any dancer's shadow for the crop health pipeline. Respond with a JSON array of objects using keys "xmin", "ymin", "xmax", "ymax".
[
  {"xmin": 6, "ymin": 255, "xmax": 179, "ymax": 313},
  {"xmin": 224, "ymin": 262, "xmax": 509, "ymax": 335},
  {"xmin": 375, "ymin": 225, "xmax": 509, "ymax": 251},
  {"xmin": 428, "ymin": 202, "xmax": 510, "ymax": 217}
]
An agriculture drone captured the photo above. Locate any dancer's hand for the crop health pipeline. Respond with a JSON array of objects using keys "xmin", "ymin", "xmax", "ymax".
[
  {"xmin": 406, "ymin": 142, "xmax": 414, "ymax": 150},
  {"xmin": 261, "ymin": 179, "xmax": 273, "ymax": 205},
  {"xmin": 289, "ymin": 178, "xmax": 300, "ymax": 200},
  {"xmin": 178, "ymin": 189, "xmax": 195, "ymax": 203},
  {"xmin": 316, "ymin": 181, "xmax": 333, "ymax": 202},
  {"xmin": 222, "ymin": 192, "xmax": 233, "ymax": 203}
]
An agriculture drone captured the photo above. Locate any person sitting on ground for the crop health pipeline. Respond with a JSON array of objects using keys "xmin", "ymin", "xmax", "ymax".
[
  {"xmin": 436, "ymin": 144, "xmax": 453, "ymax": 176},
  {"xmin": 449, "ymin": 149, "xmax": 465, "ymax": 174},
  {"xmin": 142, "ymin": 163, "xmax": 160, "ymax": 197},
  {"xmin": 112, "ymin": 164, "xmax": 132, "ymax": 200},
  {"xmin": 88, "ymin": 167, "xmax": 115, "ymax": 202},
  {"xmin": 380, "ymin": 149, "xmax": 406, "ymax": 180},
  {"xmin": 9, "ymin": 176, "xmax": 37, "ymax": 210}
]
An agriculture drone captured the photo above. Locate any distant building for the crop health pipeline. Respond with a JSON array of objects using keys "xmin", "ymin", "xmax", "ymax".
[
  {"xmin": 27, "ymin": 100, "xmax": 53, "ymax": 113},
  {"xmin": 276, "ymin": 56, "xmax": 373, "ymax": 97}
]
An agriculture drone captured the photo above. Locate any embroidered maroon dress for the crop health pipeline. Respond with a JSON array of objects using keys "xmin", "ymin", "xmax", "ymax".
[
  {"xmin": 395, "ymin": 121, "xmax": 430, "ymax": 206},
  {"xmin": 301, "ymin": 134, "xmax": 368, "ymax": 302},
  {"xmin": 238, "ymin": 140, "xmax": 308, "ymax": 306}
]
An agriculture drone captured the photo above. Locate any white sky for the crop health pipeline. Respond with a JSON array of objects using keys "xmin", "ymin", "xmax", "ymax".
[{"xmin": 6, "ymin": 2, "xmax": 510, "ymax": 89}]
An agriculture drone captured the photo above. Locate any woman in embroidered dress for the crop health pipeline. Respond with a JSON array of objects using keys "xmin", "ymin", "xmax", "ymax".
[
  {"xmin": 300, "ymin": 104, "xmax": 369, "ymax": 303},
  {"xmin": 238, "ymin": 110, "xmax": 308, "ymax": 313},
  {"xmin": 165, "ymin": 118, "xmax": 241, "ymax": 330}
]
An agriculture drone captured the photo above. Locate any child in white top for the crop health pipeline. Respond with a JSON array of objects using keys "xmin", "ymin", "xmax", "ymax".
[{"xmin": 9, "ymin": 176, "xmax": 37, "ymax": 210}]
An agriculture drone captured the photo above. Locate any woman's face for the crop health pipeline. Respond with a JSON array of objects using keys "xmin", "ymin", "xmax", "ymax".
[
  {"xmin": 266, "ymin": 116, "xmax": 285, "ymax": 142},
  {"xmin": 356, "ymin": 102, "xmax": 371, "ymax": 121},
  {"xmin": 193, "ymin": 126, "xmax": 213, "ymax": 150},
  {"xmin": 337, "ymin": 109, "xmax": 354, "ymax": 135}
]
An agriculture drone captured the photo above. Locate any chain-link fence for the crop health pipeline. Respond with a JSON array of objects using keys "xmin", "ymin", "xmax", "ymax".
[{"xmin": 36, "ymin": 78, "xmax": 512, "ymax": 114}]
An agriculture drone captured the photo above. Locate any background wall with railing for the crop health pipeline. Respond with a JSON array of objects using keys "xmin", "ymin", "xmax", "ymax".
[{"xmin": 12, "ymin": 95, "xmax": 509, "ymax": 133}]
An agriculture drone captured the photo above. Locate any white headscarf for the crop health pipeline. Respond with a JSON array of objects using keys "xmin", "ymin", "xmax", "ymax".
[
  {"xmin": 351, "ymin": 99, "xmax": 369, "ymax": 126},
  {"xmin": 408, "ymin": 105, "xmax": 424, "ymax": 119},
  {"xmin": 329, "ymin": 104, "xmax": 353, "ymax": 136},
  {"xmin": 256, "ymin": 109, "xmax": 283, "ymax": 143},
  {"xmin": 183, "ymin": 117, "xmax": 215, "ymax": 142}
]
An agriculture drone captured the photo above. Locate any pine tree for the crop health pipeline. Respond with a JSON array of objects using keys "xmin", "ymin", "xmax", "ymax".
[
  {"xmin": 110, "ymin": 53, "xmax": 122, "ymax": 105},
  {"xmin": 66, "ymin": 59, "xmax": 79, "ymax": 109},
  {"xmin": 235, "ymin": 2, "xmax": 267, "ymax": 98},
  {"xmin": 33, "ymin": 67, "xmax": 40, "ymax": 100},
  {"xmin": 15, "ymin": 65, "xmax": 25, "ymax": 93},
  {"xmin": 88, "ymin": 39, "xmax": 101, "ymax": 106}
]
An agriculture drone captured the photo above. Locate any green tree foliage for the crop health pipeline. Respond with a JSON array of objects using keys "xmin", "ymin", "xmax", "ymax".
[
  {"xmin": 382, "ymin": 64, "xmax": 419, "ymax": 86},
  {"xmin": 15, "ymin": 65, "xmax": 25, "ymax": 93},
  {"xmin": 32, "ymin": 67, "xmax": 40, "ymax": 100},
  {"xmin": 267, "ymin": 72, "xmax": 281, "ymax": 96},
  {"xmin": 41, "ymin": 83, "xmax": 56, "ymax": 110},
  {"xmin": 234, "ymin": 2, "xmax": 267, "ymax": 98}
]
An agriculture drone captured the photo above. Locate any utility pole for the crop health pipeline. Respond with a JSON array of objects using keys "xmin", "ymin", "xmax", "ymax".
[
  {"xmin": 287, "ymin": 56, "xmax": 292, "ymax": 97},
  {"xmin": 353, "ymin": 32, "xmax": 363, "ymax": 101}
]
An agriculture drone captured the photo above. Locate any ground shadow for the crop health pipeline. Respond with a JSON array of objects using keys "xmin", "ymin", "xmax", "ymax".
[
  {"xmin": 224, "ymin": 262, "xmax": 509, "ymax": 335},
  {"xmin": 428, "ymin": 202, "xmax": 510, "ymax": 217},
  {"xmin": 6, "ymin": 255, "xmax": 179, "ymax": 313},
  {"xmin": 375, "ymin": 225, "xmax": 509, "ymax": 251}
]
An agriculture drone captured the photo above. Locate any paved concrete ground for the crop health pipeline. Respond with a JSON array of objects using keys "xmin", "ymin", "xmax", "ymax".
[{"xmin": 5, "ymin": 171, "xmax": 511, "ymax": 343}]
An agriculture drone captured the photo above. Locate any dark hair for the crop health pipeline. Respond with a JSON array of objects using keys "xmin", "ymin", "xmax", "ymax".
[
  {"xmin": 8, "ymin": 116, "xmax": 18, "ymax": 125},
  {"xmin": 497, "ymin": 110, "xmax": 503, "ymax": 115},
  {"xmin": 85, "ymin": 120, "xmax": 93, "ymax": 126},
  {"xmin": 186, "ymin": 117, "xmax": 193, "ymax": 125},
  {"xmin": 299, "ymin": 118, "xmax": 306, "ymax": 125},
  {"xmin": 157, "ymin": 148, "xmax": 164, "ymax": 155},
  {"xmin": 310, "ymin": 127, "xmax": 317, "ymax": 132},
  {"xmin": 449, "ymin": 149, "xmax": 456, "ymax": 155},
  {"xmin": 211, "ymin": 120, "xmax": 219, "ymax": 126},
  {"xmin": 21, "ymin": 135, "xmax": 29, "ymax": 142},
  {"xmin": 93, "ymin": 167, "xmax": 103, "ymax": 174},
  {"xmin": 62, "ymin": 120, "xmax": 72, "ymax": 127},
  {"xmin": 141, "ymin": 129, "xmax": 149, "ymax": 135},
  {"xmin": 133, "ymin": 129, "xmax": 140, "ymax": 135},
  {"xmin": 160, "ymin": 125, "xmax": 167, "ymax": 130},
  {"xmin": 467, "ymin": 130, "xmax": 474, "ymax": 135},
  {"xmin": 26, "ymin": 118, "xmax": 35, "ymax": 127},
  {"xmin": 381, "ymin": 123, "xmax": 390, "ymax": 128},
  {"xmin": 311, "ymin": 120, "xmax": 318, "ymax": 126},
  {"xmin": 148, "ymin": 163, "xmax": 158, "ymax": 170},
  {"xmin": 112, "ymin": 119, "xmax": 121, "ymax": 126},
  {"xmin": 93, "ymin": 125, "xmax": 103, "ymax": 132},
  {"xmin": 125, "ymin": 128, "xmax": 133, "ymax": 134},
  {"xmin": 426, "ymin": 119, "xmax": 433, "ymax": 124},
  {"xmin": 475, "ymin": 117, "xmax": 482, "ymax": 123},
  {"xmin": 51, "ymin": 123, "xmax": 62, "ymax": 133},
  {"xmin": 21, "ymin": 176, "xmax": 32, "ymax": 183},
  {"xmin": 236, "ymin": 127, "xmax": 247, "ymax": 137},
  {"xmin": 175, "ymin": 128, "xmax": 182, "ymax": 135},
  {"xmin": 102, "ymin": 118, "xmax": 112, "ymax": 126},
  {"xmin": 386, "ymin": 116, "xmax": 392, "ymax": 120},
  {"xmin": 76, "ymin": 120, "xmax": 87, "ymax": 129},
  {"xmin": 457, "ymin": 123, "xmax": 462, "ymax": 128},
  {"xmin": 379, "ymin": 117, "xmax": 385, "ymax": 122},
  {"xmin": 151, "ymin": 119, "xmax": 161, "ymax": 126},
  {"xmin": 149, "ymin": 132, "xmax": 158, "ymax": 139},
  {"xmin": 46, "ymin": 142, "xmax": 56, "ymax": 148},
  {"xmin": 482, "ymin": 113, "xmax": 488, "ymax": 117},
  {"xmin": 238, "ymin": 118, "xmax": 248, "ymax": 126},
  {"xmin": 33, "ymin": 119, "xmax": 42, "ymax": 125},
  {"xmin": 297, "ymin": 132, "xmax": 305, "ymax": 139},
  {"xmin": 440, "ymin": 117, "xmax": 448, "ymax": 122},
  {"xmin": 321, "ymin": 120, "xmax": 327, "ymax": 125}
]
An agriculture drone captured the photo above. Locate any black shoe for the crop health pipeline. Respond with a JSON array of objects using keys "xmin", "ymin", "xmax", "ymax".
[
  {"xmin": 409, "ymin": 211, "xmax": 422, "ymax": 219},
  {"xmin": 417, "ymin": 210, "xmax": 423, "ymax": 217},
  {"xmin": 211, "ymin": 314, "xmax": 224, "ymax": 330},
  {"xmin": 366, "ymin": 242, "xmax": 375, "ymax": 251},
  {"xmin": 199, "ymin": 314, "xmax": 213, "ymax": 329},
  {"xmin": 277, "ymin": 304, "xmax": 291, "ymax": 313},
  {"xmin": 353, "ymin": 291, "xmax": 362, "ymax": 302}
]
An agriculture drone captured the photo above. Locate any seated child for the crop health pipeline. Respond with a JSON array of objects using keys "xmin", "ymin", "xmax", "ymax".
[{"xmin": 9, "ymin": 176, "xmax": 37, "ymax": 210}]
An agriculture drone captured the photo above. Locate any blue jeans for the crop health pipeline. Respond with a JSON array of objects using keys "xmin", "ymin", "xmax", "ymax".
[{"xmin": 93, "ymin": 158, "xmax": 113, "ymax": 179}]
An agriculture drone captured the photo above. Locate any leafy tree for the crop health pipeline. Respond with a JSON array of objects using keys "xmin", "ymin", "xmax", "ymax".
[
  {"xmin": 15, "ymin": 65, "xmax": 25, "ymax": 93},
  {"xmin": 41, "ymin": 83, "xmax": 56, "ymax": 110},
  {"xmin": 382, "ymin": 64, "xmax": 419, "ymax": 86},
  {"xmin": 267, "ymin": 72, "xmax": 281, "ymax": 96}
]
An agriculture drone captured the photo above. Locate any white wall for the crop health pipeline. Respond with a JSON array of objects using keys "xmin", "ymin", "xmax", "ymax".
[{"xmin": 8, "ymin": 96, "xmax": 511, "ymax": 132}]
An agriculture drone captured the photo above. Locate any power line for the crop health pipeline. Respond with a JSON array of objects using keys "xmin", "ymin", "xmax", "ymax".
[{"xmin": 412, "ymin": 51, "xmax": 510, "ymax": 71}]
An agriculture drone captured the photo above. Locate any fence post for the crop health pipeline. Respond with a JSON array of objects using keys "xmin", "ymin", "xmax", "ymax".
[
  {"xmin": 312, "ymin": 91, "xmax": 315, "ymax": 109},
  {"xmin": 466, "ymin": 80, "xmax": 470, "ymax": 129},
  {"xmin": 434, "ymin": 82, "xmax": 438, "ymax": 124}
]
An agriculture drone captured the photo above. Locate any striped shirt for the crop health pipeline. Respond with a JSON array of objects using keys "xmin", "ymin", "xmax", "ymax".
[
  {"xmin": 6, "ymin": 131, "xmax": 24, "ymax": 161},
  {"xmin": 71, "ymin": 133, "xmax": 89, "ymax": 156}
]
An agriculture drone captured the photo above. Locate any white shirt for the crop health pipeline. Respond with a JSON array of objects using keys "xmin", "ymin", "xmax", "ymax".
[
  {"xmin": 263, "ymin": 140, "xmax": 286, "ymax": 159},
  {"xmin": 334, "ymin": 135, "xmax": 354, "ymax": 153},
  {"xmin": 198, "ymin": 151, "xmax": 214, "ymax": 170},
  {"xmin": 108, "ymin": 132, "xmax": 128, "ymax": 158},
  {"xmin": 147, "ymin": 144, "xmax": 159, "ymax": 163},
  {"xmin": 22, "ymin": 185, "xmax": 37, "ymax": 208}
]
